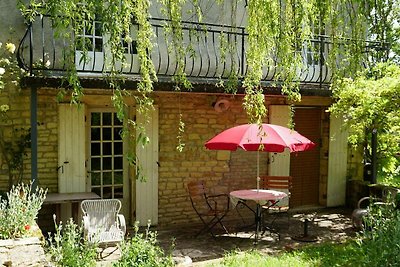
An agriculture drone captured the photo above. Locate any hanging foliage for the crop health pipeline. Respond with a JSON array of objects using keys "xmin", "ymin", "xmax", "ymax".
[
  {"xmin": 15, "ymin": 0, "xmax": 399, "ymax": 136},
  {"xmin": 329, "ymin": 63, "xmax": 400, "ymax": 181},
  {"xmin": 18, "ymin": 0, "xmax": 398, "ymax": 118}
]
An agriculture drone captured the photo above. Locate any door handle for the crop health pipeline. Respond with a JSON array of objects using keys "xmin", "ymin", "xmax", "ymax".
[{"xmin": 57, "ymin": 161, "xmax": 70, "ymax": 173}]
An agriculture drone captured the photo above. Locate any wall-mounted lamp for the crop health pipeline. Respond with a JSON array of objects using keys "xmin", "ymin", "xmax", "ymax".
[{"xmin": 212, "ymin": 98, "xmax": 231, "ymax": 113}]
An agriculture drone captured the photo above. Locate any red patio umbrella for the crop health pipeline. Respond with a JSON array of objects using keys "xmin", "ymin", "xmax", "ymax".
[{"xmin": 205, "ymin": 123, "xmax": 315, "ymax": 189}]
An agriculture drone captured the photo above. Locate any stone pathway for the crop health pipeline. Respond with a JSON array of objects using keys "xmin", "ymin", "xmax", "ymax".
[
  {"xmin": 156, "ymin": 207, "xmax": 355, "ymax": 266},
  {"xmin": 0, "ymin": 237, "xmax": 50, "ymax": 267}
]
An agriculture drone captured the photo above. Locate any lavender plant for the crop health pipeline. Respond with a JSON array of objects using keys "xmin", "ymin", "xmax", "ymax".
[{"xmin": 0, "ymin": 183, "xmax": 47, "ymax": 239}]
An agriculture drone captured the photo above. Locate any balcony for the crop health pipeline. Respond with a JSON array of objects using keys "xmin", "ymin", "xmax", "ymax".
[{"xmin": 18, "ymin": 15, "xmax": 336, "ymax": 86}]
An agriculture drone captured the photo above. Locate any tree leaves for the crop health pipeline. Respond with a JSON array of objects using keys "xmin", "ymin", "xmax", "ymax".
[{"xmin": 330, "ymin": 63, "xmax": 400, "ymax": 179}]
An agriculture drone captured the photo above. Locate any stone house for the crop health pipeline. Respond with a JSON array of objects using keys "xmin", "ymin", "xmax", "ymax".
[{"xmin": 0, "ymin": 0, "xmax": 364, "ymax": 229}]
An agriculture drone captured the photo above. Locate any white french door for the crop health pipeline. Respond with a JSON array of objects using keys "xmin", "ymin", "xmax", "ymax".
[{"xmin": 87, "ymin": 110, "xmax": 129, "ymax": 218}]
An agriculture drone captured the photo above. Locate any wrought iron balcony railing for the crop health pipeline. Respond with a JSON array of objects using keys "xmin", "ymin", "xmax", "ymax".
[{"xmin": 18, "ymin": 15, "xmax": 336, "ymax": 85}]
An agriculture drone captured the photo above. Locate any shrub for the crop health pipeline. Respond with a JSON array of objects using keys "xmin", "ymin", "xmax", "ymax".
[
  {"xmin": 47, "ymin": 217, "xmax": 98, "ymax": 267},
  {"xmin": 0, "ymin": 183, "xmax": 46, "ymax": 239},
  {"xmin": 357, "ymin": 203, "xmax": 400, "ymax": 266},
  {"xmin": 113, "ymin": 222, "xmax": 174, "ymax": 267}
]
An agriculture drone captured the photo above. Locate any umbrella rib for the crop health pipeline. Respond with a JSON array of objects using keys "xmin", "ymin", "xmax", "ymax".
[{"xmin": 270, "ymin": 125, "xmax": 303, "ymax": 151}]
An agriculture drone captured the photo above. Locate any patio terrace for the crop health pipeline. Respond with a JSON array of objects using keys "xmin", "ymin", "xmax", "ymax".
[{"xmin": 98, "ymin": 207, "xmax": 355, "ymax": 266}]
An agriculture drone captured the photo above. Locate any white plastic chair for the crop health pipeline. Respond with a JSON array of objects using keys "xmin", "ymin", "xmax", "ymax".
[{"xmin": 81, "ymin": 199, "xmax": 126, "ymax": 246}]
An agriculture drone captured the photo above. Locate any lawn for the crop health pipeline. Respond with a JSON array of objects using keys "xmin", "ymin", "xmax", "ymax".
[{"xmin": 211, "ymin": 205, "xmax": 400, "ymax": 267}]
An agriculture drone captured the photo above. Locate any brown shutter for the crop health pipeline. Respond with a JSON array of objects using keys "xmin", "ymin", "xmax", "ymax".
[{"xmin": 290, "ymin": 108, "xmax": 321, "ymax": 207}]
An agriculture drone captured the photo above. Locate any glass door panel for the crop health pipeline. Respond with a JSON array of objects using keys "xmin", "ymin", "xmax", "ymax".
[{"xmin": 89, "ymin": 112, "xmax": 124, "ymax": 199}]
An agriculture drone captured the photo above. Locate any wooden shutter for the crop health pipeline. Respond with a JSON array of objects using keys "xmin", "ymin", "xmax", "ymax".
[
  {"xmin": 290, "ymin": 108, "xmax": 321, "ymax": 207},
  {"xmin": 268, "ymin": 105, "xmax": 290, "ymax": 206},
  {"xmin": 268, "ymin": 105, "xmax": 290, "ymax": 176},
  {"xmin": 136, "ymin": 106, "xmax": 159, "ymax": 226},
  {"xmin": 58, "ymin": 104, "xmax": 86, "ymax": 222},
  {"xmin": 58, "ymin": 104, "xmax": 86, "ymax": 193},
  {"xmin": 327, "ymin": 115, "xmax": 348, "ymax": 207}
]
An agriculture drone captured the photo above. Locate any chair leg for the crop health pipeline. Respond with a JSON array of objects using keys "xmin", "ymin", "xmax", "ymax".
[
  {"xmin": 235, "ymin": 201, "xmax": 251, "ymax": 225},
  {"xmin": 195, "ymin": 217, "xmax": 218, "ymax": 238},
  {"xmin": 195, "ymin": 214, "xmax": 229, "ymax": 238},
  {"xmin": 215, "ymin": 214, "xmax": 229, "ymax": 235},
  {"xmin": 261, "ymin": 212, "xmax": 280, "ymax": 240}
]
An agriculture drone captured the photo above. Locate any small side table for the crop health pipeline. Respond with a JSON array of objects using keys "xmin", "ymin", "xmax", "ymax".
[{"xmin": 291, "ymin": 213, "xmax": 318, "ymax": 242}]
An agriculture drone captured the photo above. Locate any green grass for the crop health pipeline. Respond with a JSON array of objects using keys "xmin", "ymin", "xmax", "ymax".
[
  {"xmin": 209, "ymin": 249, "xmax": 316, "ymax": 267},
  {"xmin": 209, "ymin": 241, "xmax": 362, "ymax": 267}
]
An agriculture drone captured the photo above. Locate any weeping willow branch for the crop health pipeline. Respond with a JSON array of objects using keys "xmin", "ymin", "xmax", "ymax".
[
  {"xmin": 16, "ymin": 0, "xmax": 397, "ymax": 128},
  {"xmin": 159, "ymin": 0, "xmax": 192, "ymax": 90}
]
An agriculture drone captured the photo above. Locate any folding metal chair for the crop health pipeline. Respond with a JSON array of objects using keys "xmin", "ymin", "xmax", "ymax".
[
  {"xmin": 187, "ymin": 180, "xmax": 230, "ymax": 238},
  {"xmin": 260, "ymin": 176, "xmax": 292, "ymax": 232}
]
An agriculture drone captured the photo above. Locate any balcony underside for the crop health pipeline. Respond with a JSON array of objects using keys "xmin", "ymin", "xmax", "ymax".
[{"xmin": 21, "ymin": 75, "xmax": 331, "ymax": 97}]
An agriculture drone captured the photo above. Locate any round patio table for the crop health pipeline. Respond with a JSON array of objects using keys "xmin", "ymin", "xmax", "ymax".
[{"xmin": 230, "ymin": 189, "xmax": 287, "ymax": 244}]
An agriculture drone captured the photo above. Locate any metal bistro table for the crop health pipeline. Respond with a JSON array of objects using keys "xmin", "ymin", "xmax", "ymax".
[
  {"xmin": 230, "ymin": 189, "xmax": 287, "ymax": 243},
  {"xmin": 43, "ymin": 192, "xmax": 101, "ymax": 223}
]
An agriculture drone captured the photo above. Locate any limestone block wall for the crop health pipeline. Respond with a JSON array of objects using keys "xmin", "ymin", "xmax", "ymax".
[
  {"xmin": 0, "ymin": 84, "xmax": 354, "ymax": 228},
  {"xmin": 156, "ymin": 93, "xmax": 281, "ymax": 226},
  {"xmin": 0, "ymin": 89, "xmax": 58, "ymax": 193}
]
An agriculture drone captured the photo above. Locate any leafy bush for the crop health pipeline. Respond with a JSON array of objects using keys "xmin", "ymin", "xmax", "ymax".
[
  {"xmin": 0, "ymin": 183, "xmax": 46, "ymax": 239},
  {"xmin": 47, "ymin": 217, "xmax": 98, "ymax": 267},
  {"xmin": 356, "ymin": 202, "xmax": 400, "ymax": 266},
  {"xmin": 113, "ymin": 222, "xmax": 174, "ymax": 267}
]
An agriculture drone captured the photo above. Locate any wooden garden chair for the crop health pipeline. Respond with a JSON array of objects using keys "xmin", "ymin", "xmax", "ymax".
[{"xmin": 260, "ymin": 176, "xmax": 292, "ymax": 233}]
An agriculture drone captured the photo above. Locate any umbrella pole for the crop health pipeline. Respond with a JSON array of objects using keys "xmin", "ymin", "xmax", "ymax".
[{"xmin": 257, "ymin": 151, "xmax": 260, "ymax": 190}]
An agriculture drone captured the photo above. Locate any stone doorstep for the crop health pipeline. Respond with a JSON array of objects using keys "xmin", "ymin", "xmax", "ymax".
[
  {"xmin": 0, "ymin": 237, "xmax": 50, "ymax": 267},
  {"xmin": 0, "ymin": 237, "xmax": 41, "ymax": 247}
]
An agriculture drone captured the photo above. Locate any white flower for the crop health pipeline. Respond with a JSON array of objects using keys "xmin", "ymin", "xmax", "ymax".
[
  {"xmin": 5, "ymin": 43, "xmax": 16, "ymax": 54},
  {"xmin": 0, "ymin": 104, "xmax": 9, "ymax": 112},
  {"xmin": 0, "ymin": 68, "xmax": 5, "ymax": 75},
  {"xmin": 1, "ymin": 59, "xmax": 10, "ymax": 65},
  {"xmin": 0, "ymin": 42, "xmax": 2, "ymax": 48},
  {"xmin": 45, "ymin": 60, "xmax": 51, "ymax": 67}
]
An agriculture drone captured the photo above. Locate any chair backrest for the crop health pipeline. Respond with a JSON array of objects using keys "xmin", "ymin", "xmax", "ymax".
[
  {"xmin": 260, "ymin": 176, "xmax": 293, "ymax": 190},
  {"xmin": 81, "ymin": 199, "xmax": 121, "ymax": 230},
  {"xmin": 187, "ymin": 180, "xmax": 212, "ymax": 213},
  {"xmin": 260, "ymin": 176, "xmax": 292, "ymax": 207},
  {"xmin": 187, "ymin": 180, "xmax": 207, "ymax": 197}
]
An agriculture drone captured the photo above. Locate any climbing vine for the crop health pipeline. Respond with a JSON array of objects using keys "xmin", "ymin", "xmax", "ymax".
[{"xmin": 0, "ymin": 41, "xmax": 30, "ymax": 189}]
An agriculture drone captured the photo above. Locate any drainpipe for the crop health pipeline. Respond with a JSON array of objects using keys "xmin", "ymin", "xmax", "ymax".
[
  {"xmin": 371, "ymin": 128, "xmax": 377, "ymax": 184},
  {"xmin": 30, "ymin": 85, "xmax": 38, "ymax": 190}
]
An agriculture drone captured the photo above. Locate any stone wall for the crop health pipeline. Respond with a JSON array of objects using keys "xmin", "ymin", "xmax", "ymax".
[
  {"xmin": 0, "ymin": 237, "xmax": 49, "ymax": 266},
  {"xmin": 154, "ymin": 93, "xmax": 331, "ymax": 226},
  {"xmin": 156, "ymin": 93, "xmax": 271, "ymax": 226},
  {"xmin": 0, "ymin": 89, "xmax": 59, "ymax": 193},
  {"xmin": 0, "ymin": 89, "xmax": 32, "ymax": 190},
  {"xmin": 0, "ymin": 85, "xmax": 360, "ymax": 228}
]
